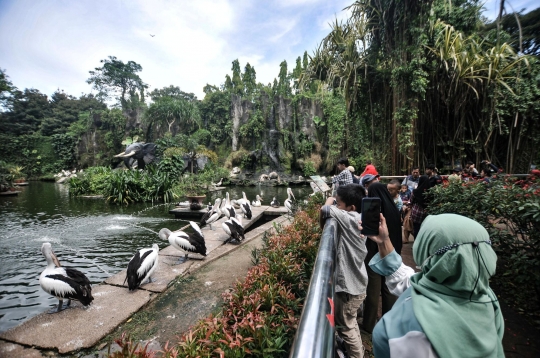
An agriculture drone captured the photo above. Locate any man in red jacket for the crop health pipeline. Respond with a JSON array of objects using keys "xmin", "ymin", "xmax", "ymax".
[{"xmin": 360, "ymin": 160, "xmax": 378, "ymax": 177}]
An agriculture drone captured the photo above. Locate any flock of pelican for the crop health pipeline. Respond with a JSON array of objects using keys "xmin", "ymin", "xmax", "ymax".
[{"xmin": 39, "ymin": 189, "xmax": 297, "ymax": 313}]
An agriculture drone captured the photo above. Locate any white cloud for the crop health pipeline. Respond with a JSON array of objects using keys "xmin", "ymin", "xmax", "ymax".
[{"xmin": 0, "ymin": 0, "xmax": 350, "ymax": 99}]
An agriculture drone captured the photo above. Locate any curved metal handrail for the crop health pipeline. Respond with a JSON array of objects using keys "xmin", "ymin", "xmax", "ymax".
[{"xmin": 290, "ymin": 218, "xmax": 336, "ymax": 358}]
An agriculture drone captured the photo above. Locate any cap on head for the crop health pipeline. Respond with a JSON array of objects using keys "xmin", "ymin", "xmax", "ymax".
[{"xmin": 360, "ymin": 174, "xmax": 379, "ymax": 186}]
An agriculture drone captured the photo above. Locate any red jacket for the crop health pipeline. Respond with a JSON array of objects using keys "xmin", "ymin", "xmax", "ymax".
[{"xmin": 361, "ymin": 164, "xmax": 378, "ymax": 176}]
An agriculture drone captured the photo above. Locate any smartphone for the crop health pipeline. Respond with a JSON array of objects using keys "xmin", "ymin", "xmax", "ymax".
[{"xmin": 361, "ymin": 197, "xmax": 381, "ymax": 236}]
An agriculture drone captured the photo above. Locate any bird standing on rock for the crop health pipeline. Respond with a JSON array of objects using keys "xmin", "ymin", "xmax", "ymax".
[
  {"xmin": 39, "ymin": 243, "xmax": 93, "ymax": 313},
  {"xmin": 252, "ymin": 195, "xmax": 263, "ymax": 207},
  {"xmin": 238, "ymin": 192, "xmax": 252, "ymax": 219},
  {"xmin": 222, "ymin": 214, "xmax": 245, "ymax": 244},
  {"xmin": 200, "ymin": 198, "xmax": 222, "ymax": 230},
  {"xmin": 124, "ymin": 244, "xmax": 159, "ymax": 291},
  {"xmin": 222, "ymin": 192, "xmax": 236, "ymax": 219},
  {"xmin": 284, "ymin": 188, "xmax": 296, "ymax": 213},
  {"xmin": 159, "ymin": 222, "xmax": 207, "ymax": 263}
]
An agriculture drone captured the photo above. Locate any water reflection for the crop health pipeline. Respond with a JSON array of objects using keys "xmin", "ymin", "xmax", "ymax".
[{"xmin": 0, "ymin": 181, "xmax": 312, "ymax": 332}]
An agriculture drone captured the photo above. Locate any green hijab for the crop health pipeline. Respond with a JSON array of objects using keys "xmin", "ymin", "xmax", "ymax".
[{"xmin": 410, "ymin": 214, "xmax": 504, "ymax": 358}]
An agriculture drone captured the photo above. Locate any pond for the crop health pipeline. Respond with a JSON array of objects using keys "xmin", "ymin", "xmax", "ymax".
[{"xmin": 0, "ymin": 181, "xmax": 313, "ymax": 332}]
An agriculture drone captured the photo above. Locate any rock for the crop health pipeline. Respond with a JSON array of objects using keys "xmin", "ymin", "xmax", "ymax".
[{"xmin": 259, "ymin": 174, "xmax": 270, "ymax": 182}]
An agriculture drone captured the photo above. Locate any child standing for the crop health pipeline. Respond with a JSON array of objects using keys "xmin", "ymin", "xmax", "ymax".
[{"xmin": 320, "ymin": 184, "xmax": 368, "ymax": 358}]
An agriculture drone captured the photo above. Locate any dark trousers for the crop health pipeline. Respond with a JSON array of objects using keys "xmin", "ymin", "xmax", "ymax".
[
  {"xmin": 361, "ymin": 264, "xmax": 397, "ymax": 333},
  {"xmin": 413, "ymin": 221, "xmax": 422, "ymax": 239}
]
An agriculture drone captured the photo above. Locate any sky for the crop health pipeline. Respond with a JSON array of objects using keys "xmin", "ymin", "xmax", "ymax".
[{"xmin": 0, "ymin": 0, "xmax": 537, "ymax": 101}]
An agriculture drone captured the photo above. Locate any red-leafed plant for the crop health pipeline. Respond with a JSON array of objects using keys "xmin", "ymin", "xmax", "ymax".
[{"xmin": 168, "ymin": 204, "xmax": 322, "ymax": 357}]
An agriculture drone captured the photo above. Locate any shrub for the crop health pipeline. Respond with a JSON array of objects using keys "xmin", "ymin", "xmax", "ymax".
[
  {"xmin": 303, "ymin": 161, "xmax": 316, "ymax": 177},
  {"xmin": 427, "ymin": 177, "xmax": 540, "ymax": 320}
]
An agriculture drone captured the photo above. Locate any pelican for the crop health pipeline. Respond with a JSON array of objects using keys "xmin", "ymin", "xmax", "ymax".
[
  {"xmin": 222, "ymin": 214, "xmax": 245, "ymax": 244},
  {"xmin": 231, "ymin": 199, "xmax": 241, "ymax": 209},
  {"xmin": 238, "ymin": 192, "xmax": 252, "ymax": 219},
  {"xmin": 200, "ymin": 198, "xmax": 222, "ymax": 230},
  {"xmin": 124, "ymin": 244, "xmax": 159, "ymax": 291},
  {"xmin": 270, "ymin": 197, "xmax": 280, "ymax": 207},
  {"xmin": 39, "ymin": 243, "xmax": 93, "ymax": 313},
  {"xmin": 212, "ymin": 178, "xmax": 223, "ymax": 186},
  {"xmin": 159, "ymin": 222, "xmax": 207, "ymax": 263},
  {"xmin": 252, "ymin": 195, "xmax": 263, "ymax": 207},
  {"xmin": 284, "ymin": 188, "xmax": 296, "ymax": 213},
  {"xmin": 222, "ymin": 192, "xmax": 236, "ymax": 219}
]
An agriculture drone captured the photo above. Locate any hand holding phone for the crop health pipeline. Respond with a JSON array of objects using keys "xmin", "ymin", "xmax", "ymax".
[{"xmin": 361, "ymin": 197, "xmax": 381, "ymax": 236}]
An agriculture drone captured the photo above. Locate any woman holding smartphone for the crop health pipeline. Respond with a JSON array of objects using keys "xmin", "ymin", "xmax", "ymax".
[
  {"xmin": 360, "ymin": 182, "xmax": 402, "ymax": 333},
  {"xmin": 361, "ymin": 213, "xmax": 503, "ymax": 358}
]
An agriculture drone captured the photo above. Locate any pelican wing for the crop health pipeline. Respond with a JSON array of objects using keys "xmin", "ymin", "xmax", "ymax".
[
  {"xmin": 43, "ymin": 268, "xmax": 93, "ymax": 305},
  {"xmin": 241, "ymin": 202, "xmax": 252, "ymax": 219}
]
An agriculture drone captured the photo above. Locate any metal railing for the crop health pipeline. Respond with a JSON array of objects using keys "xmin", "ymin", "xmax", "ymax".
[{"xmin": 290, "ymin": 219, "xmax": 337, "ymax": 358}]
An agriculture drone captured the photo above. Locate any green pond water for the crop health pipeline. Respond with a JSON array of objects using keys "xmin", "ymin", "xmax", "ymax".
[{"xmin": 0, "ymin": 181, "xmax": 313, "ymax": 332}]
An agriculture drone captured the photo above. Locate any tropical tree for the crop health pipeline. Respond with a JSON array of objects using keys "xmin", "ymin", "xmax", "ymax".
[
  {"xmin": 87, "ymin": 56, "xmax": 147, "ymax": 110},
  {"xmin": 303, "ymin": 0, "xmax": 535, "ymax": 173},
  {"xmin": 145, "ymin": 96, "xmax": 201, "ymax": 135}
]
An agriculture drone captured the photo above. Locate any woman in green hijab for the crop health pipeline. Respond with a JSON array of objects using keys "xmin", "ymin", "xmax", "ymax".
[{"xmin": 362, "ymin": 213, "xmax": 504, "ymax": 358}]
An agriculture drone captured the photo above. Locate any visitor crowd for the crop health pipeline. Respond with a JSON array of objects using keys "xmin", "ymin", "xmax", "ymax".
[{"xmin": 321, "ymin": 157, "xmax": 509, "ymax": 358}]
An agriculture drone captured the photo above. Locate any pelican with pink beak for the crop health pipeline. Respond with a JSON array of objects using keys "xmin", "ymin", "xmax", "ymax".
[{"xmin": 39, "ymin": 243, "xmax": 94, "ymax": 313}]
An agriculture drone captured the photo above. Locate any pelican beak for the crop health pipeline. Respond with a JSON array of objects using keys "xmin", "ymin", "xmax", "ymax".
[{"xmin": 52, "ymin": 252, "xmax": 61, "ymax": 267}]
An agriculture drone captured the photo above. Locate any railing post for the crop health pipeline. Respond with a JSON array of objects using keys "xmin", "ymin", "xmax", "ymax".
[{"xmin": 290, "ymin": 218, "xmax": 337, "ymax": 357}]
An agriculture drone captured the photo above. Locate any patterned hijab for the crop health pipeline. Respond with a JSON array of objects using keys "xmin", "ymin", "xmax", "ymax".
[{"xmin": 410, "ymin": 214, "xmax": 504, "ymax": 357}]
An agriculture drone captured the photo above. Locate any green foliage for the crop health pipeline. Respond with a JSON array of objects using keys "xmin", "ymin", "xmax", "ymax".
[
  {"xmin": 87, "ymin": 56, "xmax": 147, "ymax": 110},
  {"xmin": 174, "ymin": 209, "xmax": 322, "ymax": 356},
  {"xmin": 321, "ymin": 92, "xmax": 346, "ymax": 168},
  {"xmin": 149, "ymin": 85, "xmax": 197, "ymax": 102},
  {"xmin": 277, "ymin": 60, "xmax": 291, "ymax": 97},
  {"xmin": 427, "ymin": 178, "xmax": 540, "ymax": 320},
  {"xmin": 239, "ymin": 109, "xmax": 265, "ymax": 142},
  {"xmin": 145, "ymin": 96, "xmax": 201, "ymax": 134},
  {"xmin": 101, "ymin": 165, "xmax": 176, "ymax": 205},
  {"xmin": 69, "ymin": 166, "xmax": 112, "ymax": 196},
  {"xmin": 199, "ymin": 88, "xmax": 231, "ymax": 145},
  {"xmin": 303, "ymin": 161, "xmax": 316, "ymax": 177},
  {"xmin": 297, "ymin": 138, "xmax": 313, "ymax": 158}
]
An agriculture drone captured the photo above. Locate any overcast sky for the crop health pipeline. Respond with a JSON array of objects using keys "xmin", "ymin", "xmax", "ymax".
[{"xmin": 0, "ymin": 0, "xmax": 536, "ymax": 100}]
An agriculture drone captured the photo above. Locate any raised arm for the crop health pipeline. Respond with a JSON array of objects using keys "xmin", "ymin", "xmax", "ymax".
[{"xmin": 360, "ymin": 214, "xmax": 415, "ymax": 296}]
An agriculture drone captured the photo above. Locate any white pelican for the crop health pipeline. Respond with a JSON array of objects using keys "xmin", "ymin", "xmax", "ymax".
[
  {"xmin": 212, "ymin": 178, "xmax": 223, "ymax": 186},
  {"xmin": 159, "ymin": 222, "xmax": 207, "ymax": 263},
  {"xmin": 270, "ymin": 197, "xmax": 280, "ymax": 207},
  {"xmin": 238, "ymin": 192, "xmax": 252, "ymax": 219},
  {"xmin": 231, "ymin": 199, "xmax": 241, "ymax": 209},
  {"xmin": 124, "ymin": 244, "xmax": 159, "ymax": 291},
  {"xmin": 222, "ymin": 192, "xmax": 236, "ymax": 219},
  {"xmin": 39, "ymin": 243, "xmax": 93, "ymax": 313},
  {"xmin": 200, "ymin": 198, "xmax": 222, "ymax": 230},
  {"xmin": 251, "ymin": 195, "xmax": 263, "ymax": 207},
  {"xmin": 284, "ymin": 188, "xmax": 296, "ymax": 213},
  {"xmin": 222, "ymin": 214, "xmax": 245, "ymax": 244}
]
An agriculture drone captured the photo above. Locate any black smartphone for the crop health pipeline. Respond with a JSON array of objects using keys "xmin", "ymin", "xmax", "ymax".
[{"xmin": 361, "ymin": 197, "xmax": 381, "ymax": 236}]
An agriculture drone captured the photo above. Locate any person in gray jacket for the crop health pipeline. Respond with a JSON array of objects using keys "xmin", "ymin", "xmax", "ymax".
[{"xmin": 320, "ymin": 184, "xmax": 369, "ymax": 358}]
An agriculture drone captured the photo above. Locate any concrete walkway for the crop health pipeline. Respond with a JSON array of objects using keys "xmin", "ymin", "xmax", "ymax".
[{"xmin": 0, "ymin": 206, "xmax": 290, "ymax": 356}]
